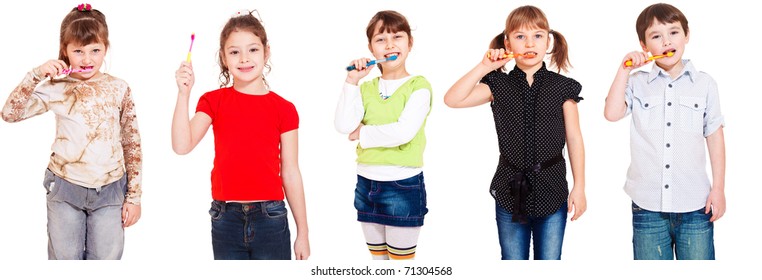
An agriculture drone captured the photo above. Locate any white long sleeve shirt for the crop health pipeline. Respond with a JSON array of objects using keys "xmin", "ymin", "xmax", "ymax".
[{"xmin": 334, "ymin": 76, "xmax": 431, "ymax": 181}]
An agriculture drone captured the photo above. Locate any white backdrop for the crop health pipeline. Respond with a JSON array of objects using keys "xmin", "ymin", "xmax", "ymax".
[{"xmin": 0, "ymin": 0, "xmax": 756, "ymax": 278}]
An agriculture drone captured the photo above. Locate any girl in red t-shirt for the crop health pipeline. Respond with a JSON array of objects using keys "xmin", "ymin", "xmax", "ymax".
[{"xmin": 171, "ymin": 10, "xmax": 309, "ymax": 260}]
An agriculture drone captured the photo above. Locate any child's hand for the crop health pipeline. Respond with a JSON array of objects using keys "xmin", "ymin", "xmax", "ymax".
[
  {"xmin": 34, "ymin": 60, "xmax": 68, "ymax": 78},
  {"xmin": 294, "ymin": 234, "xmax": 310, "ymax": 260},
  {"xmin": 346, "ymin": 58, "xmax": 375, "ymax": 85},
  {"xmin": 349, "ymin": 123, "xmax": 363, "ymax": 141},
  {"xmin": 621, "ymin": 51, "xmax": 651, "ymax": 70},
  {"xmin": 568, "ymin": 185, "xmax": 587, "ymax": 221},
  {"xmin": 480, "ymin": 48, "xmax": 512, "ymax": 71},
  {"xmin": 175, "ymin": 61, "xmax": 194, "ymax": 95},
  {"xmin": 705, "ymin": 187, "xmax": 726, "ymax": 222},
  {"xmin": 122, "ymin": 203, "xmax": 141, "ymax": 228}
]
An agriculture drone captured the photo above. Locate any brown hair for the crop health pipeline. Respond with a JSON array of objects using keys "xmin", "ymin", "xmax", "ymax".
[
  {"xmin": 490, "ymin": 5, "xmax": 571, "ymax": 73},
  {"xmin": 58, "ymin": 6, "xmax": 109, "ymax": 65},
  {"xmin": 218, "ymin": 11, "xmax": 270, "ymax": 88},
  {"xmin": 636, "ymin": 3, "xmax": 689, "ymax": 43},
  {"xmin": 365, "ymin": 10, "xmax": 412, "ymax": 73}
]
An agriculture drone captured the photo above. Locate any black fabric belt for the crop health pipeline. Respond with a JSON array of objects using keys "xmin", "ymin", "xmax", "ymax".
[{"xmin": 502, "ymin": 154, "xmax": 564, "ymax": 223}]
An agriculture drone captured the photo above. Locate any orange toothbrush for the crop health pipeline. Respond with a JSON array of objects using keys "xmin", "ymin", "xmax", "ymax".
[
  {"xmin": 624, "ymin": 52, "xmax": 674, "ymax": 67},
  {"xmin": 487, "ymin": 52, "xmax": 537, "ymax": 59}
]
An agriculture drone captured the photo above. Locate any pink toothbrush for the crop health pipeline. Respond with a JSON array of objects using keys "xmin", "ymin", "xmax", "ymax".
[
  {"xmin": 60, "ymin": 68, "xmax": 94, "ymax": 75},
  {"xmin": 186, "ymin": 33, "xmax": 195, "ymax": 62}
]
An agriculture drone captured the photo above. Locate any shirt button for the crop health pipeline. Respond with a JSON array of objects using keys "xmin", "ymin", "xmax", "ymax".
[
  {"xmin": 668, "ymin": 84, "xmax": 673, "ymax": 88},
  {"xmin": 694, "ymin": 103, "xmax": 699, "ymax": 108},
  {"xmin": 666, "ymin": 164, "xmax": 670, "ymax": 169},
  {"xmin": 645, "ymin": 103, "xmax": 649, "ymax": 107},
  {"xmin": 667, "ymin": 122, "xmax": 671, "ymax": 127},
  {"xmin": 667, "ymin": 102, "xmax": 672, "ymax": 106},
  {"xmin": 664, "ymin": 184, "xmax": 669, "ymax": 189},
  {"xmin": 666, "ymin": 143, "xmax": 671, "ymax": 148}
]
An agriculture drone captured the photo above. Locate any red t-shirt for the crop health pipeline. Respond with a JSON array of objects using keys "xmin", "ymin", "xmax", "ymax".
[{"xmin": 196, "ymin": 87, "xmax": 299, "ymax": 201}]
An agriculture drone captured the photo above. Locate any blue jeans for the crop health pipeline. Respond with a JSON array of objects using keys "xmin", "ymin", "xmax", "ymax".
[
  {"xmin": 354, "ymin": 173, "xmax": 428, "ymax": 227},
  {"xmin": 209, "ymin": 200, "xmax": 291, "ymax": 260},
  {"xmin": 632, "ymin": 202, "xmax": 715, "ymax": 260},
  {"xmin": 44, "ymin": 169, "xmax": 126, "ymax": 260},
  {"xmin": 495, "ymin": 202, "xmax": 567, "ymax": 260}
]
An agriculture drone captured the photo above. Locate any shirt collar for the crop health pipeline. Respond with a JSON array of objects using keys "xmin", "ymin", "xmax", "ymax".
[
  {"xmin": 647, "ymin": 59, "xmax": 696, "ymax": 83},
  {"xmin": 509, "ymin": 62, "xmax": 548, "ymax": 82}
]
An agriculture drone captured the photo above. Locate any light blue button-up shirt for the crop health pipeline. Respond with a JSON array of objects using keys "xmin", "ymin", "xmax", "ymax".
[{"xmin": 623, "ymin": 60, "xmax": 724, "ymax": 213}]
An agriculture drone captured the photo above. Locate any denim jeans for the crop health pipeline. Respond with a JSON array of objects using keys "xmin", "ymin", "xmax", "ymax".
[
  {"xmin": 44, "ymin": 169, "xmax": 126, "ymax": 260},
  {"xmin": 632, "ymin": 202, "xmax": 715, "ymax": 260},
  {"xmin": 495, "ymin": 202, "xmax": 567, "ymax": 260},
  {"xmin": 354, "ymin": 172, "xmax": 428, "ymax": 227},
  {"xmin": 209, "ymin": 200, "xmax": 291, "ymax": 260}
]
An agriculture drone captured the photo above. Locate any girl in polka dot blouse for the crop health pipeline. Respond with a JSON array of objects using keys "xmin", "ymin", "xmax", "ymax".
[{"xmin": 444, "ymin": 5, "xmax": 586, "ymax": 260}]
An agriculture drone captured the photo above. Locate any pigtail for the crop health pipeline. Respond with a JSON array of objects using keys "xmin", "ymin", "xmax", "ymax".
[
  {"xmin": 490, "ymin": 32, "xmax": 506, "ymax": 49},
  {"xmin": 548, "ymin": 29, "xmax": 571, "ymax": 73},
  {"xmin": 262, "ymin": 65, "xmax": 271, "ymax": 90},
  {"xmin": 217, "ymin": 50, "xmax": 231, "ymax": 87}
]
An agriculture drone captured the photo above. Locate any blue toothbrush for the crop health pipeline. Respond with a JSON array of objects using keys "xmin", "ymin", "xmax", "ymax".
[{"xmin": 346, "ymin": 55, "xmax": 398, "ymax": 71}]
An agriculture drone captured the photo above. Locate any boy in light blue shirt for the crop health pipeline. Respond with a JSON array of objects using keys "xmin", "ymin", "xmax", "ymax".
[{"xmin": 603, "ymin": 3, "xmax": 726, "ymax": 260}]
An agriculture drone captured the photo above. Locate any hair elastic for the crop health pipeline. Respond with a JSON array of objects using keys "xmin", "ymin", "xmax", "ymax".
[
  {"xmin": 77, "ymin": 3, "xmax": 92, "ymax": 11},
  {"xmin": 232, "ymin": 9, "xmax": 249, "ymax": 18},
  {"xmin": 231, "ymin": 9, "xmax": 264, "ymax": 25}
]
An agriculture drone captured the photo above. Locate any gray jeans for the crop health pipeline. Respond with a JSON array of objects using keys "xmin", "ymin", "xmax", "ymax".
[{"xmin": 44, "ymin": 169, "xmax": 126, "ymax": 260}]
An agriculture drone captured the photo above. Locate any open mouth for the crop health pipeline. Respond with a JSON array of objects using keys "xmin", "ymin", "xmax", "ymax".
[
  {"xmin": 663, "ymin": 49, "xmax": 676, "ymax": 55},
  {"xmin": 80, "ymin": 66, "xmax": 94, "ymax": 72},
  {"xmin": 238, "ymin": 66, "xmax": 255, "ymax": 72},
  {"xmin": 522, "ymin": 51, "xmax": 538, "ymax": 58}
]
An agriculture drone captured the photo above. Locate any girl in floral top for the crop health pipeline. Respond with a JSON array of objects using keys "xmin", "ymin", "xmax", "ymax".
[{"xmin": 1, "ymin": 4, "xmax": 142, "ymax": 260}]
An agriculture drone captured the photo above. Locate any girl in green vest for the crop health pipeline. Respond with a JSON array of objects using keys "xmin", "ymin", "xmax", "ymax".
[{"xmin": 334, "ymin": 10, "xmax": 432, "ymax": 260}]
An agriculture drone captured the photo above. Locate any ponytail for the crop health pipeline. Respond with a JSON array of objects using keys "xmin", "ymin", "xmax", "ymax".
[
  {"xmin": 489, "ymin": 32, "xmax": 506, "ymax": 49},
  {"xmin": 548, "ymin": 29, "xmax": 571, "ymax": 73}
]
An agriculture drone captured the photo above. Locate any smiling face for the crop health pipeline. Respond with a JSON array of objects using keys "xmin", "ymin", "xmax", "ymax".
[
  {"xmin": 65, "ymin": 42, "xmax": 106, "ymax": 80},
  {"xmin": 367, "ymin": 19, "xmax": 412, "ymax": 77},
  {"xmin": 505, "ymin": 25, "xmax": 549, "ymax": 71},
  {"xmin": 368, "ymin": 20, "xmax": 412, "ymax": 74},
  {"xmin": 221, "ymin": 30, "xmax": 269, "ymax": 88},
  {"xmin": 640, "ymin": 19, "xmax": 689, "ymax": 72}
]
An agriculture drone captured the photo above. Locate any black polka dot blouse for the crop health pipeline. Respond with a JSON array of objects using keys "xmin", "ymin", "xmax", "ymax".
[{"xmin": 480, "ymin": 63, "xmax": 582, "ymax": 218}]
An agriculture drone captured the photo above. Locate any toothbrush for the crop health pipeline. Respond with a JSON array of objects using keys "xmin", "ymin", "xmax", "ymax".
[
  {"xmin": 186, "ymin": 33, "xmax": 195, "ymax": 62},
  {"xmin": 624, "ymin": 52, "xmax": 674, "ymax": 67},
  {"xmin": 346, "ymin": 55, "xmax": 398, "ymax": 71},
  {"xmin": 487, "ymin": 52, "xmax": 537, "ymax": 59},
  {"xmin": 60, "ymin": 68, "xmax": 94, "ymax": 75}
]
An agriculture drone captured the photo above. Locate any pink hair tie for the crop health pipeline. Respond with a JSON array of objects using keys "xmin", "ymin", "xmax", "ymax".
[
  {"xmin": 77, "ymin": 3, "xmax": 92, "ymax": 12},
  {"xmin": 231, "ymin": 9, "xmax": 264, "ymax": 24},
  {"xmin": 232, "ymin": 10, "xmax": 249, "ymax": 18}
]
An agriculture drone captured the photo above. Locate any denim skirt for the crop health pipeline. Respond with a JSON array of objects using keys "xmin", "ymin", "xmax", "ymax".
[{"xmin": 354, "ymin": 172, "xmax": 428, "ymax": 227}]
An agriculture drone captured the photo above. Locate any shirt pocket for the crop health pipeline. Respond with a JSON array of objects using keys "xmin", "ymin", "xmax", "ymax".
[
  {"xmin": 633, "ymin": 95, "xmax": 662, "ymax": 131},
  {"xmin": 678, "ymin": 96, "xmax": 706, "ymax": 134}
]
